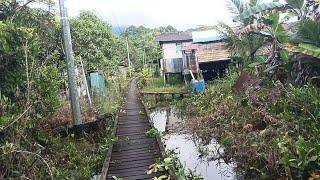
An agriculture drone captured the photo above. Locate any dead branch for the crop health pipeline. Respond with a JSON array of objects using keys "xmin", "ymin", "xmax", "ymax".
[
  {"xmin": 9, "ymin": 0, "xmax": 37, "ymax": 20},
  {"xmin": 0, "ymin": 106, "xmax": 31, "ymax": 132},
  {"xmin": 250, "ymin": 105, "xmax": 277, "ymax": 124}
]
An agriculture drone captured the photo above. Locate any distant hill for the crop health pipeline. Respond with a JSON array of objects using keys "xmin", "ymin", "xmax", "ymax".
[
  {"xmin": 112, "ymin": 26, "xmax": 127, "ymax": 35},
  {"xmin": 185, "ymin": 25, "xmax": 216, "ymax": 32},
  {"xmin": 112, "ymin": 25, "xmax": 178, "ymax": 36}
]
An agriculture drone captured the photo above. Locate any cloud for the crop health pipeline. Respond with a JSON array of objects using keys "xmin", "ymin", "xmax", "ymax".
[{"xmin": 56, "ymin": 0, "xmax": 235, "ymax": 30}]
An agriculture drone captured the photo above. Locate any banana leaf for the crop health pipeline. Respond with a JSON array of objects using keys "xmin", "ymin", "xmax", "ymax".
[
  {"xmin": 293, "ymin": 43, "xmax": 320, "ymax": 59},
  {"xmin": 239, "ymin": 2, "xmax": 288, "ymax": 20}
]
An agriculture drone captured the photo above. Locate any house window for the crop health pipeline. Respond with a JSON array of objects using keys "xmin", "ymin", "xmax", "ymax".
[{"xmin": 176, "ymin": 42, "xmax": 182, "ymax": 53}]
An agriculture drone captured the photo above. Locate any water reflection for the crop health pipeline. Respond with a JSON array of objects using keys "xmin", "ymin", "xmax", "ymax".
[{"xmin": 150, "ymin": 106, "xmax": 237, "ymax": 180}]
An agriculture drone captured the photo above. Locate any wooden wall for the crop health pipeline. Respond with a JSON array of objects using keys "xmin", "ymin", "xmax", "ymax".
[{"xmin": 196, "ymin": 42, "xmax": 230, "ymax": 63}]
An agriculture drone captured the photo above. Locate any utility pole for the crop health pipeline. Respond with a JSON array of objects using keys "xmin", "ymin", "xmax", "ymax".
[
  {"xmin": 59, "ymin": 0, "xmax": 83, "ymax": 135},
  {"xmin": 126, "ymin": 37, "xmax": 132, "ymax": 77}
]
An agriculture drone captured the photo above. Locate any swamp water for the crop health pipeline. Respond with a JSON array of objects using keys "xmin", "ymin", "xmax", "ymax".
[{"xmin": 150, "ymin": 106, "xmax": 239, "ymax": 180}]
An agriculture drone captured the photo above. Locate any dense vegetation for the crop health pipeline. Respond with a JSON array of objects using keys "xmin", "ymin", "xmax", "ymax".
[
  {"xmin": 0, "ymin": 0, "xmax": 176, "ymax": 179},
  {"xmin": 172, "ymin": 0, "xmax": 320, "ymax": 179},
  {"xmin": 1, "ymin": 0, "xmax": 319, "ymax": 179},
  {"xmin": 139, "ymin": 0, "xmax": 320, "ymax": 179},
  {"xmin": 121, "ymin": 25, "xmax": 177, "ymax": 70}
]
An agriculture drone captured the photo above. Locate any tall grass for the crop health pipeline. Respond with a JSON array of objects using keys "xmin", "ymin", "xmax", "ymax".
[
  {"xmin": 141, "ymin": 75, "xmax": 188, "ymax": 93},
  {"xmin": 93, "ymin": 76, "xmax": 127, "ymax": 114}
]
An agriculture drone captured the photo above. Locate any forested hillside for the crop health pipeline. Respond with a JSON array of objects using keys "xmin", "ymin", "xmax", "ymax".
[{"xmin": 119, "ymin": 25, "xmax": 177, "ymax": 69}]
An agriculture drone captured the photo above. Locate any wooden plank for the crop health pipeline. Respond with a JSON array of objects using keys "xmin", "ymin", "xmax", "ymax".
[
  {"xmin": 108, "ymin": 158, "xmax": 157, "ymax": 169},
  {"xmin": 103, "ymin": 79, "xmax": 164, "ymax": 180},
  {"xmin": 107, "ymin": 173, "xmax": 159, "ymax": 180},
  {"xmin": 140, "ymin": 90, "xmax": 189, "ymax": 95},
  {"xmin": 111, "ymin": 149, "xmax": 160, "ymax": 159}
]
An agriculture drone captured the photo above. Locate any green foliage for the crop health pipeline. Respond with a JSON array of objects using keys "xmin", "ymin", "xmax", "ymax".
[
  {"xmin": 278, "ymin": 136, "xmax": 320, "ymax": 178},
  {"xmin": 33, "ymin": 65, "xmax": 63, "ymax": 114},
  {"xmin": 0, "ymin": 20, "xmax": 33, "ymax": 96},
  {"xmin": 297, "ymin": 20, "xmax": 320, "ymax": 46},
  {"xmin": 177, "ymin": 72, "xmax": 320, "ymax": 179},
  {"xmin": 121, "ymin": 25, "xmax": 177, "ymax": 70},
  {"xmin": 112, "ymin": 176, "xmax": 124, "ymax": 180},
  {"xmin": 111, "ymin": 36, "xmax": 128, "ymax": 71},
  {"xmin": 227, "ymin": 0, "xmax": 246, "ymax": 15},
  {"xmin": 148, "ymin": 157, "xmax": 203, "ymax": 180},
  {"xmin": 286, "ymin": 0, "xmax": 304, "ymax": 9},
  {"xmin": 293, "ymin": 43, "xmax": 320, "ymax": 58},
  {"xmin": 215, "ymin": 22, "xmax": 265, "ymax": 67},
  {"xmin": 93, "ymin": 77, "xmax": 127, "ymax": 114},
  {"xmin": 239, "ymin": 2, "xmax": 287, "ymax": 20},
  {"xmin": 70, "ymin": 11, "xmax": 115, "ymax": 71},
  {"xmin": 139, "ymin": 76, "xmax": 188, "ymax": 94},
  {"xmin": 223, "ymin": 0, "xmax": 320, "ymax": 85},
  {"xmin": 145, "ymin": 128, "xmax": 162, "ymax": 138},
  {"xmin": 0, "ymin": 2, "xmax": 129, "ymax": 179},
  {"xmin": 50, "ymin": 120, "xmax": 116, "ymax": 179}
]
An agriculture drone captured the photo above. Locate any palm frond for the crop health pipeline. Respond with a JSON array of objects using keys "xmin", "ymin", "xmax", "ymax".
[
  {"xmin": 214, "ymin": 22, "xmax": 264, "ymax": 62},
  {"xmin": 214, "ymin": 22, "xmax": 242, "ymax": 55},
  {"xmin": 297, "ymin": 20, "xmax": 320, "ymax": 47},
  {"xmin": 249, "ymin": 0, "xmax": 259, "ymax": 7},
  {"xmin": 285, "ymin": 0, "xmax": 304, "ymax": 9},
  {"xmin": 227, "ymin": 0, "xmax": 246, "ymax": 16}
]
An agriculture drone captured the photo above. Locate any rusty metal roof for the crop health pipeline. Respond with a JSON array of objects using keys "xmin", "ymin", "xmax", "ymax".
[{"xmin": 156, "ymin": 32, "xmax": 192, "ymax": 43}]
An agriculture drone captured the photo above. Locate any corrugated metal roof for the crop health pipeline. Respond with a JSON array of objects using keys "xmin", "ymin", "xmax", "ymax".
[
  {"xmin": 156, "ymin": 32, "xmax": 192, "ymax": 43},
  {"xmin": 192, "ymin": 30, "xmax": 226, "ymax": 43}
]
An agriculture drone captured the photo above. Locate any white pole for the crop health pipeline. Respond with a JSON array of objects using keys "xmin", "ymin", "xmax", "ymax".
[
  {"xmin": 143, "ymin": 48, "xmax": 146, "ymax": 67},
  {"xmin": 80, "ymin": 57, "xmax": 92, "ymax": 106},
  {"xmin": 126, "ymin": 37, "xmax": 132, "ymax": 77}
]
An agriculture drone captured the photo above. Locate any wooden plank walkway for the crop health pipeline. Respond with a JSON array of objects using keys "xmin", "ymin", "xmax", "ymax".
[
  {"xmin": 106, "ymin": 79, "xmax": 163, "ymax": 180},
  {"xmin": 140, "ymin": 90, "xmax": 189, "ymax": 95}
]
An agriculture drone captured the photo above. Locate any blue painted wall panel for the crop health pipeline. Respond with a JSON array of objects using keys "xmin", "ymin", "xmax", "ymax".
[{"xmin": 88, "ymin": 71, "xmax": 105, "ymax": 96}]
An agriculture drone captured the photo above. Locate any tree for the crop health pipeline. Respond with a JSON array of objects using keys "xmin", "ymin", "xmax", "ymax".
[
  {"xmin": 121, "ymin": 25, "xmax": 177, "ymax": 70},
  {"xmin": 0, "ymin": 1, "xmax": 63, "ymax": 178},
  {"xmin": 70, "ymin": 11, "xmax": 115, "ymax": 71}
]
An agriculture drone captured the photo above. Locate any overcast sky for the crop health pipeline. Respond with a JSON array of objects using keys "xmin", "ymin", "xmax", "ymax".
[{"xmin": 55, "ymin": 0, "xmax": 235, "ymax": 30}]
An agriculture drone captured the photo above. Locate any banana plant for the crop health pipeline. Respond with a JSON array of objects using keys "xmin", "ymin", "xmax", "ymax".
[
  {"xmin": 236, "ymin": 1, "xmax": 290, "ymax": 74},
  {"xmin": 238, "ymin": 2, "xmax": 288, "ymax": 20},
  {"xmin": 292, "ymin": 43, "xmax": 320, "ymax": 58}
]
